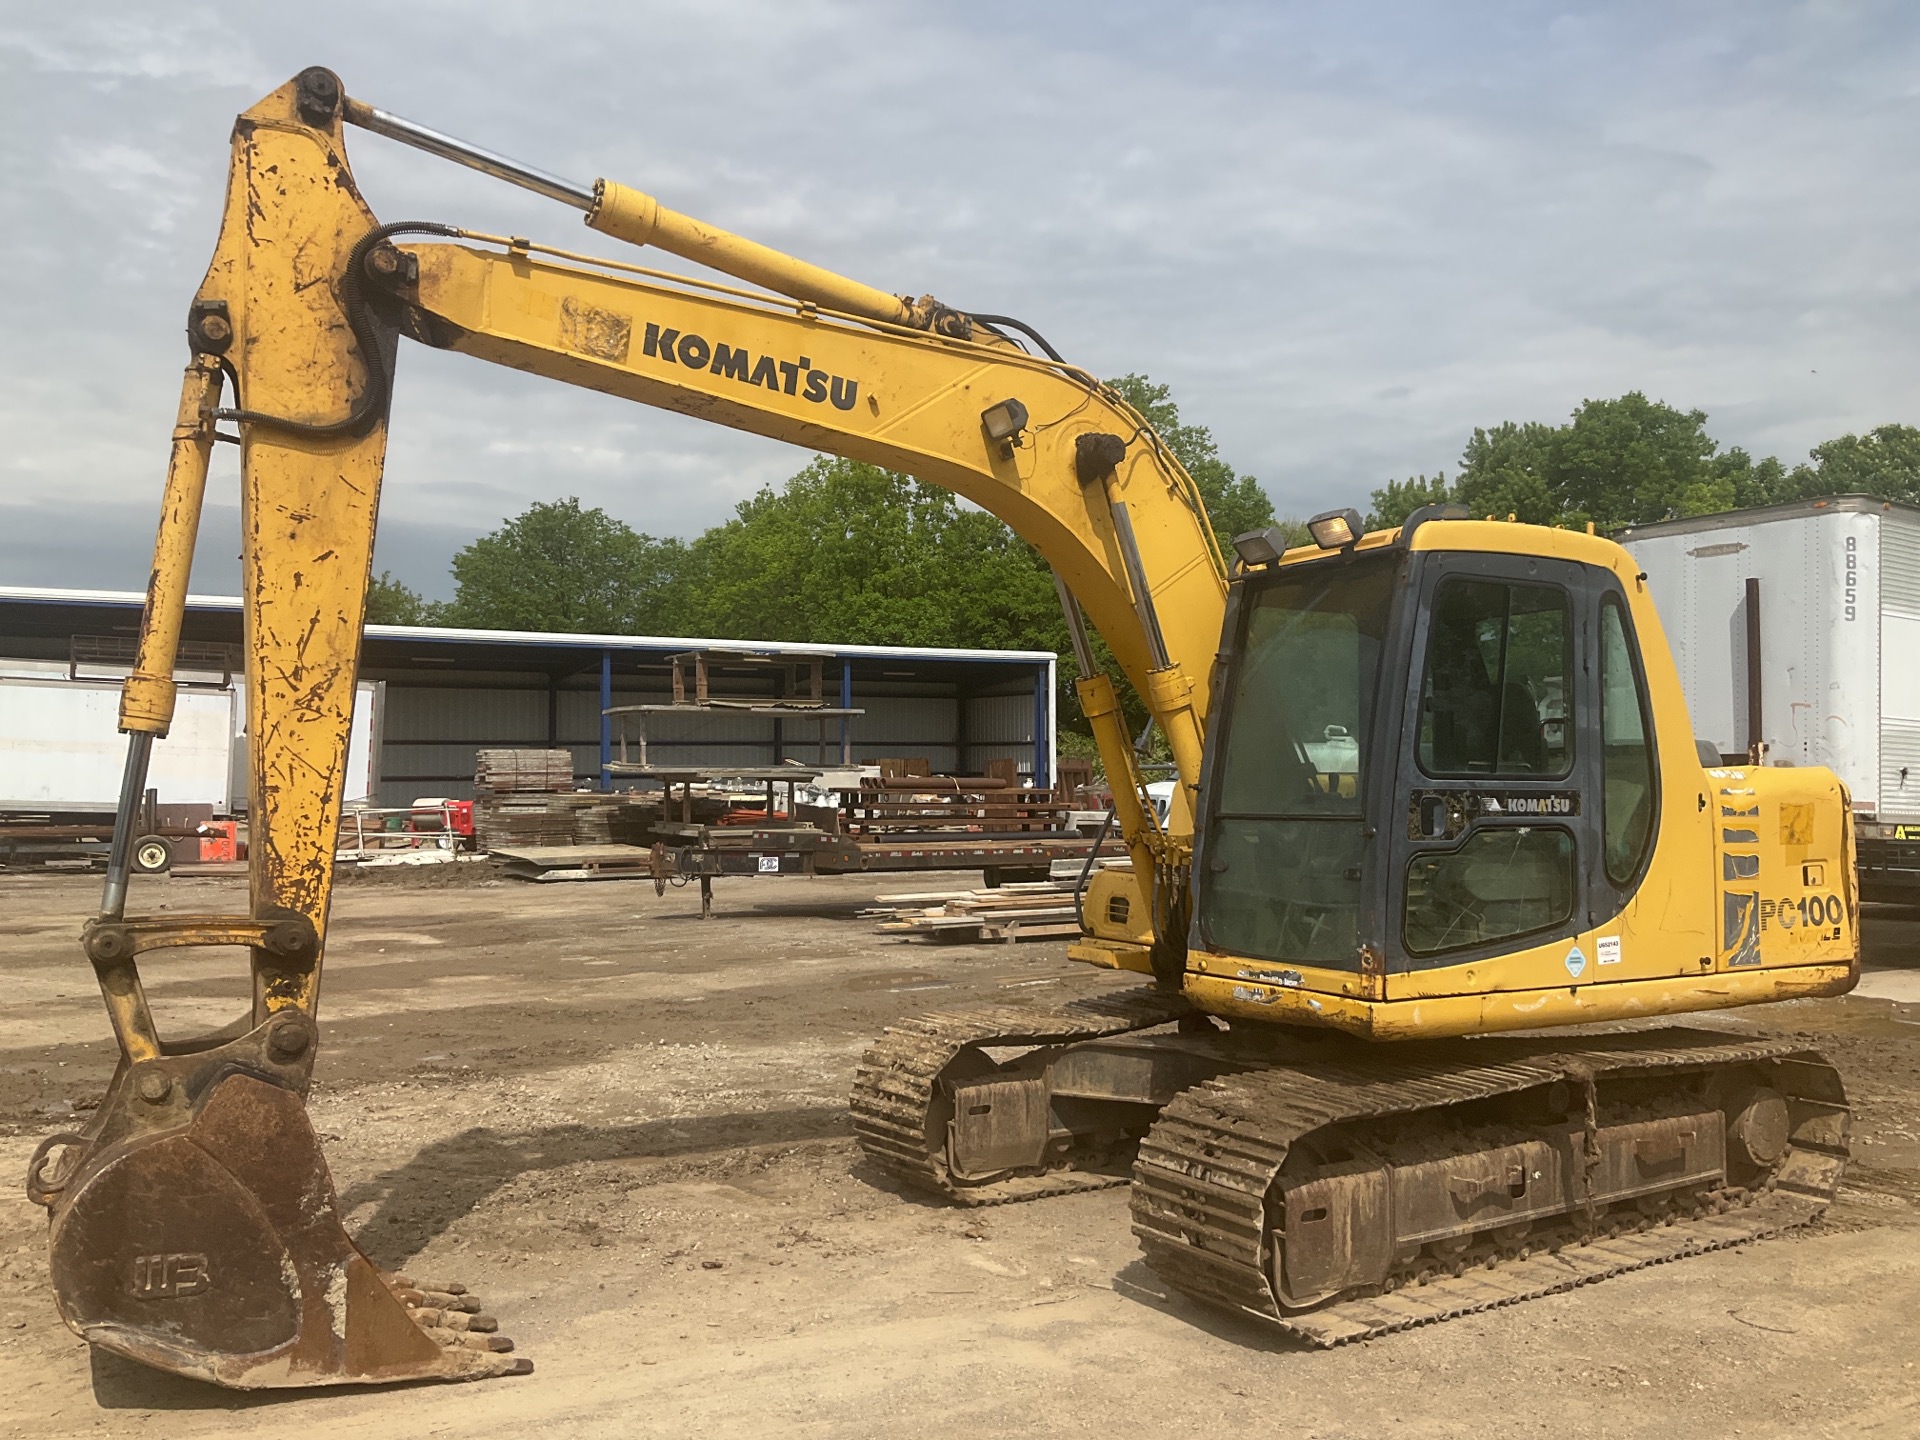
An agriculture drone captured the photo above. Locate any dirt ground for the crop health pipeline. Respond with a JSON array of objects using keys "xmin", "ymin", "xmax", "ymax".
[{"xmin": 4, "ymin": 863, "xmax": 1920, "ymax": 1439}]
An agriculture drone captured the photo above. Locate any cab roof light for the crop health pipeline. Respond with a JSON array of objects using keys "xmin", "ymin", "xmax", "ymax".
[
  {"xmin": 1307, "ymin": 508, "xmax": 1365, "ymax": 551},
  {"xmin": 1229, "ymin": 527, "xmax": 1288, "ymax": 568}
]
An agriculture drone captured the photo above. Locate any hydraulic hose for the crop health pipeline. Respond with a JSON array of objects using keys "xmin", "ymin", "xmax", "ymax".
[{"xmin": 214, "ymin": 221, "xmax": 460, "ymax": 437}]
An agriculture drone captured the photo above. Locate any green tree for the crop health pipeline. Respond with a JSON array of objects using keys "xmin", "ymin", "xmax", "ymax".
[
  {"xmin": 1452, "ymin": 420, "xmax": 1560, "ymax": 524},
  {"xmin": 1372, "ymin": 394, "xmax": 1794, "ymax": 533},
  {"xmin": 1718, "ymin": 449, "xmax": 1792, "ymax": 509},
  {"xmin": 1366, "ymin": 473, "xmax": 1452, "ymax": 529},
  {"xmin": 441, "ymin": 498, "xmax": 688, "ymax": 633},
  {"xmin": 1548, "ymin": 393, "xmax": 1729, "ymax": 526},
  {"xmin": 363, "ymin": 570, "xmax": 436, "ymax": 626},
  {"xmin": 1784, "ymin": 424, "xmax": 1920, "ymax": 503},
  {"xmin": 1105, "ymin": 373, "xmax": 1277, "ymax": 546},
  {"xmin": 675, "ymin": 458, "xmax": 1059, "ymax": 649}
]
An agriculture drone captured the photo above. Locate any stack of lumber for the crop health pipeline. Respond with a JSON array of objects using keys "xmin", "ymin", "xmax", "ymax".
[
  {"xmin": 570, "ymin": 795, "xmax": 660, "ymax": 845},
  {"xmin": 474, "ymin": 748, "xmax": 577, "ymax": 848},
  {"xmin": 472, "ymin": 750, "xmax": 662, "ymax": 849},
  {"xmin": 475, "ymin": 749, "xmax": 576, "ymax": 794},
  {"xmin": 864, "ymin": 881, "xmax": 1083, "ymax": 944},
  {"xmin": 475, "ymin": 796, "xmax": 576, "ymax": 848},
  {"xmin": 479, "ymin": 792, "xmax": 664, "ymax": 849}
]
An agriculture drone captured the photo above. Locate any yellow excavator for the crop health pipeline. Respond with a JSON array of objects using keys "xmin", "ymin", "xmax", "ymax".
[{"xmin": 28, "ymin": 68, "xmax": 1856, "ymax": 1387}]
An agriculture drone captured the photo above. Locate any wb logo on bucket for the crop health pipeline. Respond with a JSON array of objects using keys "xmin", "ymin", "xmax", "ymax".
[{"xmin": 130, "ymin": 1252, "xmax": 210, "ymax": 1300}]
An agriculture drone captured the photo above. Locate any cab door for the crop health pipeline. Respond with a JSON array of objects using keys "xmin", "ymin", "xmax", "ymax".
[{"xmin": 1387, "ymin": 550, "xmax": 1602, "ymax": 978}]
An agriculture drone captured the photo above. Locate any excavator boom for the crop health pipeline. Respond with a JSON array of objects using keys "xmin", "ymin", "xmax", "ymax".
[{"xmin": 30, "ymin": 66, "xmax": 1224, "ymax": 1387}]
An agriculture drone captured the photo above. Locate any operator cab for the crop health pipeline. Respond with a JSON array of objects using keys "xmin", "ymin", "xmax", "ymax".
[{"xmin": 1192, "ymin": 513, "xmax": 1659, "ymax": 979}]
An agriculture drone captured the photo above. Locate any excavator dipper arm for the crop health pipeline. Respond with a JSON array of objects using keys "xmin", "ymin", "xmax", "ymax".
[
  {"xmin": 30, "ymin": 67, "xmax": 1223, "ymax": 1387},
  {"xmin": 29, "ymin": 75, "xmax": 538, "ymax": 1389}
]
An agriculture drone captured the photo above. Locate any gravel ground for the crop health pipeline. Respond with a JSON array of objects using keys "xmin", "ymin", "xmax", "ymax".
[{"xmin": 2, "ymin": 864, "xmax": 1918, "ymax": 1439}]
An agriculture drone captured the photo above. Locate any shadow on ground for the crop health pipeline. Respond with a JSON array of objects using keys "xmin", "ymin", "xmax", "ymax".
[
  {"xmin": 88, "ymin": 1347, "xmax": 464, "ymax": 1413},
  {"xmin": 85, "ymin": 1105, "xmax": 847, "ymax": 1411},
  {"xmin": 338, "ymin": 1103, "xmax": 849, "ymax": 1267}
]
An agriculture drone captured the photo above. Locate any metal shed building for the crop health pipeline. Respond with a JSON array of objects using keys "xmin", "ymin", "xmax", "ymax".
[{"xmin": 0, "ymin": 586, "xmax": 1058, "ymax": 810}]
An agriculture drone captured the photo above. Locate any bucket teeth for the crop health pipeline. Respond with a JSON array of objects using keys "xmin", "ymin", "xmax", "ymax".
[
  {"xmin": 407, "ymin": 1307, "xmax": 500, "ymax": 1333},
  {"xmin": 385, "ymin": 1274, "xmax": 467, "ymax": 1295},
  {"xmin": 386, "ymin": 1273, "xmax": 513, "ymax": 1350},
  {"xmin": 394, "ymin": 1286, "xmax": 483, "ymax": 1312},
  {"xmin": 425, "ymin": 1327, "xmax": 519, "ymax": 1354}
]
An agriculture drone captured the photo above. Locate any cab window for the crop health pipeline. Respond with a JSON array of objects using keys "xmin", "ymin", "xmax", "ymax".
[
  {"xmin": 1417, "ymin": 578, "xmax": 1572, "ymax": 777},
  {"xmin": 1199, "ymin": 557, "xmax": 1396, "ymax": 967},
  {"xmin": 1600, "ymin": 597, "xmax": 1657, "ymax": 883},
  {"xmin": 1403, "ymin": 828, "xmax": 1577, "ymax": 956}
]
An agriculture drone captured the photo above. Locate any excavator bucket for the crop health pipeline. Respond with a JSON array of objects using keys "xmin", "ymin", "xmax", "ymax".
[{"xmin": 28, "ymin": 1014, "xmax": 529, "ymax": 1389}]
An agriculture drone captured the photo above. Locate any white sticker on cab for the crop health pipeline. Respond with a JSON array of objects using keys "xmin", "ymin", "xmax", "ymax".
[{"xmin": 1597, "ymin": 935, "xmax": 1622, "ymax": 966}]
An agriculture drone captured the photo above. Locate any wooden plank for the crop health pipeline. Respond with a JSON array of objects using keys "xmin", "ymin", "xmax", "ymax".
[
  {"xmin": 846, "ymin": 807, "xmax": 1063, "ymax": 817},
  {"xmin": 830, "ymin": 843, "xmax": 1096, "ymax": 865},
  {"xmin": 944, "ymin": 899, "xmax": 1077, "ymax": 914},
  {"xmin": 525, "ymin": 866, "xmax": 650, "ymax": 883},
  {"xmin": 488, "ymin": 844, "xmax": 651, "ymax": 863},
  {"xmin": 871, "ymin": 881, "xmax": 1070, "ymax": 904},
  {"xmin": 604, "ymin": 704, "xmax": 861, "ymax": 717},
  {"xmin": 983, "ymin": 921, "xmax": 1083, "ymax": 943},
  {"xmin": 603, "ymin": 766, "xmax": 825, "ymax": 781},
  {"xmin": 954, "ymin": 906, "xmax": 1079, "ymax": 924}
]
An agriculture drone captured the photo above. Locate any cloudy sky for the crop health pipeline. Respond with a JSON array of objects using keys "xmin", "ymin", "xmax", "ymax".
[{"xmin": 3, "ymin": 3, "xmax": 1917, "ymax": 599}]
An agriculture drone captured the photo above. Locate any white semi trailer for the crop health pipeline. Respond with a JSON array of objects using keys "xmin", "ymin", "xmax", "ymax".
[
  {"xmin": 0, "ymin": 662, "xmax": 381, "ymax": 820},
  {"xmin": 1619, "ymin": 493, "xmax": 1920, "ymax": 900}
]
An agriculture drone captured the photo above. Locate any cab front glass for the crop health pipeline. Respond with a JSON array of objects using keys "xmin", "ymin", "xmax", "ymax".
[{"xmin": 1196, "ymin": 555, "xmax": 1398, "ymax": 967}]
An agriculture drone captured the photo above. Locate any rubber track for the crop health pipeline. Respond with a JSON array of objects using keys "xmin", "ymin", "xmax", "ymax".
[
  {"xmin": 851, "ymin": 986, "xmax": 1191, "ymax": 1206},
  {"xmin": 1130, "ymin": 1028, "xmax": 1850, "ymax": 1345}
]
